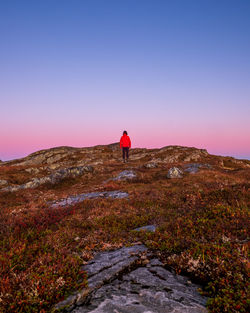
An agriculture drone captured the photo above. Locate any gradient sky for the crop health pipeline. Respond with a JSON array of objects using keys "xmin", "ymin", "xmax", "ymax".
[{"xmin": 1, "ymin": 0, "xmax": 250, "ymax": 161}]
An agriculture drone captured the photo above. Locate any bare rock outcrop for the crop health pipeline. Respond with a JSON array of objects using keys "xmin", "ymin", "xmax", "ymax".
[
  {"xmin": 1, "ymin": 165, "xmax": 93, "ymax": 192},
  {"xmin": 1, "ymin": 146, "xmax": 80, "ymax": 167},
  {"xmin": 53, "ymin": 245, "xmax": 207, "ymax": 313}
]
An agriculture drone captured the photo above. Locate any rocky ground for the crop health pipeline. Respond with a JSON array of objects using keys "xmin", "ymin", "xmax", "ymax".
[
  {"xmin": 54, "ymin": 245, "xmax": 207, "ymax": 313},
  {"xmin": 0, "ymin": 143, "xmax": 249, "ymax": 313},
  {"xmin": 1, "ymin": 143, "xmax": 249, "ymax": 192}
]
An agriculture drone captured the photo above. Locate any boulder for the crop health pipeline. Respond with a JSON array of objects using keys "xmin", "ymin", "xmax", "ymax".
[
  {"xmin": 167, "ymin": 167, "xmax": 183, "ymax": 178},
  {"xmin": 0, "ymin": 179, "xmax": 8, "ymax": 186}
]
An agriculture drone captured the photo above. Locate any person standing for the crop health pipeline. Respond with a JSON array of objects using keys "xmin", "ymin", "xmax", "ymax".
[{"xmin": 120, "ymin": 131, "xmax": 131, "ymax": 162}]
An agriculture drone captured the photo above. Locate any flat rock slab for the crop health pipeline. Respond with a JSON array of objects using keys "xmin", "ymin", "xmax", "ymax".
[
  {"xmin": 183, "ymin": 164, "xmax": 212, "ymax": 174},
  {"xmin": 133, "ymin": 225, "xmax": 157, "ymax": 232},
  {"xmin": 113, "ymin": 170, "xmax": 137, "ymax": 181},
  {"xmin": 51, "ymin": 191, "xmax": 129, "ymax": 208},
  {"xmin": 54, "ymin": 245, "xmax": 207, "ymax": 313}
]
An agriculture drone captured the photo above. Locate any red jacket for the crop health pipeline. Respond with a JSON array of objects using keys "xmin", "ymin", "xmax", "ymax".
[{"xmin": 120, "ymin": 134, "xmax": 131, "ymax": 148}]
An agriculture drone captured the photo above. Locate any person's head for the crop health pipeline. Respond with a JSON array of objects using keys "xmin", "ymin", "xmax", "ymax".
[{"xmin": 123, "ymin": 130, "xmax": 127, "ymax": 135}]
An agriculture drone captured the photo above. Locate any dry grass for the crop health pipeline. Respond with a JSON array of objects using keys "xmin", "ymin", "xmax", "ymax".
[{"xmin": 0, "ymin": 145, "xmax": 249, "ymax": 312}]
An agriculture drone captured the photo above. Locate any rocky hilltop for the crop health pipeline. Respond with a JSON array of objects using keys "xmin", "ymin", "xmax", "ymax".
[
  {"xmin": 0, "ymin": 144, "xmax": 249, "ymax": 313},
  {"xmin": 1, "ymin": 143, "xmax": 249, "ymax": 193}
]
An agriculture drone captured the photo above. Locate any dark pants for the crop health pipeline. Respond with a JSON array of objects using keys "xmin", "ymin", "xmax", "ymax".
[{"xmin": 122, "ymin": 147, "xmax": 129, "ymax": 160}]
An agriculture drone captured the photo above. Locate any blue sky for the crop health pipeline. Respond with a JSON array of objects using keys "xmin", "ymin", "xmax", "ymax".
[{"xmin": 0, "ymin": 0, "xmax": 250, "ymax": 160}]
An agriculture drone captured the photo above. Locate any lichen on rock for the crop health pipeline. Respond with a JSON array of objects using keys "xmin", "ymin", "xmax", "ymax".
[{"xmin": 167, "ymin": 167, "xmax": 184, "ymax": 178}]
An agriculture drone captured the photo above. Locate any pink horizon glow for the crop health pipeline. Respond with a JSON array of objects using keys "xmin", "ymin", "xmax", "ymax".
[{"xmin": 1, "ymin": 131, "xmax": 249, "ymax": 161}]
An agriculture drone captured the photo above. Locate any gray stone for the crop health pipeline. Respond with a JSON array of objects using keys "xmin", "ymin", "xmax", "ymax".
[
  {"xmin": 54, "ymin": 245, "xmax": 207, "ymax": 313},
  {"xmin": 51, "ymin": 191, "xmax": 129, "ymax": 208},
  {"xmin": 147, "ymin": 258, "xmax": 164, "ymax": 267},
  {"xmin": 133, "ymin": 225, "xmax": 156, "ymax": 232},
  {"xmin": 183, "ymin": 164, "xmax": 212, "ymax": 174},
  {"xmin": 0, "ymin": 179, "xmax": 8, "ymax": 186},
  {"xmin": 113, "ymin": 170, "xmax": 137, "ymax": 181},
  {"xmin": 144, "ymin": 162, "xmax": 158, "ymax": 169},
  {"xmin": 167, "ymin": 167, "xmax": 183, "ymax": 178},
  {"xmin": 184, "ymin": 165, "xmax": 199, "ymax": 174},
  {"xmin": 50, "ymin": 166, "xmax": 93, "ymax": 183}
]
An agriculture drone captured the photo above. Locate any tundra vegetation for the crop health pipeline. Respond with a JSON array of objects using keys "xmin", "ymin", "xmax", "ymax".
[{"xmin": 0, "ymin": 144, "xmax": 249, "ymax": 312}]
